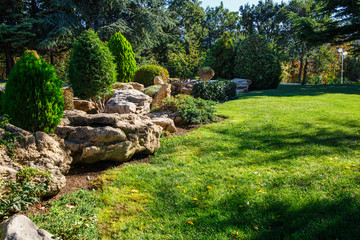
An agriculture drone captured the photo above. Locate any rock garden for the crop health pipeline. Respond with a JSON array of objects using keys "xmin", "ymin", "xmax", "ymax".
[{"xmin": 0, "ymin": 28, "xmax": 254, "ymax": 239}]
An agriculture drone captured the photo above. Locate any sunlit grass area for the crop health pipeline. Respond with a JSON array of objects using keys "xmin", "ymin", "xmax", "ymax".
[{"xmin": 32, "ymin": 85, "xmax": 360, "ymax": 239}]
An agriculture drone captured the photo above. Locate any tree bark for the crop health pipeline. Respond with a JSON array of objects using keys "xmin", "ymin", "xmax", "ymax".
[
  {"xmin": 298, "ymin": 53, "xmax": 304, "ymax": 84},
  {"xmin": 50, "ymin": 51, "xmax": 54, "ymax": 65},
  {"xmin": 5, "ymin": 50, "xmax": 15, "ymax": 76},
  {"xmin": 302, "ymin": 58, "xmax": 309, "ymax": 85}
]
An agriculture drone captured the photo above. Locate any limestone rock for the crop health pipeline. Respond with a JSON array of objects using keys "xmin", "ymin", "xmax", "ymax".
[
  {"xmin": 148, "ymin": 111, "xmax": 185, "ymax": 127},
  {"xmin": 0, "ymin": 215, "xmax": 58, "ymax": 240},
  {"xmin": 105, "ymin": 89, "xmax": 152, "ymax": 115},
  {"xmin": 113, "ymin": 82, "xmax": 145, "ymax": 92},
  {"xmin": 73, "ymin": 100, "xmax": 97, "ymax": 113},
  {"xmin": 0, "ymin": 124, "xmax": 72, "ymax": 196},
  {"xmin": 151, "ymin": 84, "xmax": 171, "ymax": 108},
  {"xmin": 154, "ymin": 76, "xmax": 164, "ymax": 85},
  {"xmin": 179, "ymin": 80, "xmax": 201, "ymax": 95},
  {"xmin": 231, "ymin": 79, "xmax": 252, "ymax": 94},
  {"xmin": 55, "ymin": 110, "xmax": 162, "ymax": 164},
  {"xmin": 151, "ymin": 117, "xmax": 176, "ymax": 133}
]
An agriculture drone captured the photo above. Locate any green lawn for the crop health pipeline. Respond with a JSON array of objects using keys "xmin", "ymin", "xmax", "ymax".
[
  {"xmin": 0, "ymin": 79, "xmax": 6, "ymax": 87},
  {"xmin": 32, "ymin": 85, "xmax": 360, "ymax": 239}
]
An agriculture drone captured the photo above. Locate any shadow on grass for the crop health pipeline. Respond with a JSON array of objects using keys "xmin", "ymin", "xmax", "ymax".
[
  {"xmin": 210, "ymin": 119, "xmax": 360, "ymax": 165},
  {"xmin": 239, "ymin": 84, "xmax": 360, "ymax": 99},
  {"xmin": 190, "ymin": 193, "xmax": 360, "ymax": 239}
]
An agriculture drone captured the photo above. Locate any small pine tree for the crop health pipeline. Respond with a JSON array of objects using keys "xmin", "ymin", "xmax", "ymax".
[
  {"xmin": 108, "ymin": 32, "xmax": 137, "ymax": 83},
  {"xmin": 203, "ymin": 32, "xmax": 235, "ymax": 79},
  {"xmin": 68, "ymin": 29, "xmax": 116, "ymax": 100},
  {"xmin": 234, "ymin": 34, "xmax": 281, "ymax": 90},
  {"xmin": 2, "ymin": 51, "xmax": 63, "ymax": 133}
]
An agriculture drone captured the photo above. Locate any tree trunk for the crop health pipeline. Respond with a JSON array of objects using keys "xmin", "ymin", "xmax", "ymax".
[
  {"xmin": 50, "ymin": 51, "xmax": 54, "ymax": 65},
  {"xmin": 5, "ymin": 50, "xmax": 15, "ymax": 76},
  {"xmin": 298, "ymin": 54, "xmax": 304, "ymax": 84},
  {"xmin": 302, "ymin": 58, "xmax": 309, "ymax": 85}
]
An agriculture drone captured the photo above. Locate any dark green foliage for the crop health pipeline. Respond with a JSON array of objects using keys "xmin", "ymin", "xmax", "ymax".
[
  {"xmin": 154, "ymin": 95, "xmax": 218, "ymax": 124},
  {"xmin": 134, "ymin": 65, "xmax": 169, "ymax": 88},
  {"xmin": 308, "ymin": 0, "xmax": 360, "ymax": 53},
  {"xmin": 0, "ymin": 117, "xmax": 23, "ymax": 159},
  {"xmin": 68, "ymin": 29, "xmax": 116, "ymax": 100},
  {"xmin": 234, "ymin": 34, "xmax": 281, "ymax": 90},
  {"xmin": 30, "ymin": 190, "xmax": 100, "ymax": 240},
  {"xmin": 192, "ymin": 80, "xmax": 237, "ymax": 102},
  {"xmin": 203, "ymin": 32, "xmax": 235, "ymax": 79},
  {"xmin": 2, "ymin": 52, "xmax": 63, "ymax": 133},
  {"xmin": 108, "ymin": 32, "xmax": 137, "ymax": 83}
]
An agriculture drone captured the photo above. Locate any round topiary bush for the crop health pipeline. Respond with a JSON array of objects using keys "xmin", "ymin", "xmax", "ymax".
[
  {"xmin": 108, "ymin": 32, "xmax": 137, "ymax": 83},
  {"xmin": 2, "ymin": 51, "xmax": 63, "ymax": 133},
  {"xmin": 134, "ymin": 65, "xmax": 169, "ymax": 87},
  {"xmin": 198, "ymin": 67, "xmax": 215, "ymax": 82},
  {"xmin": 203, "ymin": 32, "xmax": 235, "ymax": 80},
  {"xmin": 234, "ymin": 34, "xmax": 281, "ymax": 90},
  {"xmin": 68, "ymin": 29, "xmax": 117, "ymax": 100}
]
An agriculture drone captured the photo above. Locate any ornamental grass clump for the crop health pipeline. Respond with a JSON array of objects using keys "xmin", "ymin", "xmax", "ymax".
[
  {"xmin": 108, "ymin": 32, "xmax": 137, "ymax": 83},
  {"xmin": 2, "ymin": 51, "xmax": 63, "ymax": 133},
  {"xmin": 68, "ymin": 29, "xmax": 116, "ymax": 110}
]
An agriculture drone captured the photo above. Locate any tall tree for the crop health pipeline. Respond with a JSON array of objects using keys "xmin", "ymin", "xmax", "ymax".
[
  {"xmin": 0, "ymin": 0, "xmax": 42, "ymax": 75},
  {"xmin": 306, "ymin": 0, "xmax": 360, "ymax": 54},
  {"xmin": 38, "ymin": 0, "xmax": 175, "ymax": 55},
  {"xmin": 239, "ymin": 0, "xmax": 287, "ymax": 43},
  {"xmin": 287, "ymin": 0, "xmax": 328, "ymax": 84},
  {"xmin": 204, "ymin": 2, "xmax": 240, "ymax": 49}
]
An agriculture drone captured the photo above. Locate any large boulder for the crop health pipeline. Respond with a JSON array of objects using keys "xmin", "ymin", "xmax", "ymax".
[
  {"xmin": 105, "ymin": 89, "xmax": 152, "ymax": 115},
  {"xmin": 73, "ymin": 100, "xmax": 97, "ymax": 113},
  {"xmin": 55, "ymin": 110, "xmax": 162, "ymax": 164},
  {"xmin": 179, "ymin": 80, "xmax": 201, "ymax": 95},
  {"xmin": 148, "ymin": 111, "xmax": 185, "ymax": 127},
  {"xmin": 231, "ymin": 79, "xmax": 252, "ymax": 94},
  {"xmin": 113, "ymin": 82, "xmax": 145, "ymax": 92},
  {"xmin": 151, "ymin": 118, "xmax": 176, "ymax": 133},
  {"xmin": 151, "ymin": 84, "xmax": 171, "ymax": 108},
  {"xmin": 0, "ymin": 215, "xmax": 57, "ymax": 240},
  {"xmin": 154, "ymin": 76, "xmax": 164, "ymax": 85},
  {"xmin": 0, "ymin": 124, "xmax": 72, "ymax": 196}
]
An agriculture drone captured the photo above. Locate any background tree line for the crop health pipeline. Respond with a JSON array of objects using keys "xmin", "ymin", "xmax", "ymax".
[{"xmin": 0, "ymin": 0, "xmax": 359, "ymax": 84}]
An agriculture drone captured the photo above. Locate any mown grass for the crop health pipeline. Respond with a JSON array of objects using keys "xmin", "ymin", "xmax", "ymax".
[
  {"xmin": 0, "ymin": 79, "xmax": 6, "ymax": 87},
  {"xmin": 34, "ymin": 85, "xmax": 360, "ymax": 239}
]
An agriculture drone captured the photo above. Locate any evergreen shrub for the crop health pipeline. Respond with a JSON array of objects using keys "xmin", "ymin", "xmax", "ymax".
[
  {"xmin": 68, "ymin": 29, "xmax": 117, "ymax": 100},
  {"xmin": 134, "ymin": 65, "xmax": 169, "ymax": 87},
  {"xmin": 154, "ymin": 95, "xmax": 217, "ymax": 124},
  {"xmin": 234, "ymin": 34, "xmax": 281, "ymax": 90},
  {"xmin": 192, "ymin": 81, "xmax": 236, "ymax": 102},
  {"xmin": 203, "ymin": 32, "xmax": 234, "ymax": 79},
  {"xmin": 108, "ymin": 32, "xmax": 137, "ymax": 83},
  {"xmin": 2, "ymin": 51, "xmax": 63, "ymax": 133}
]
